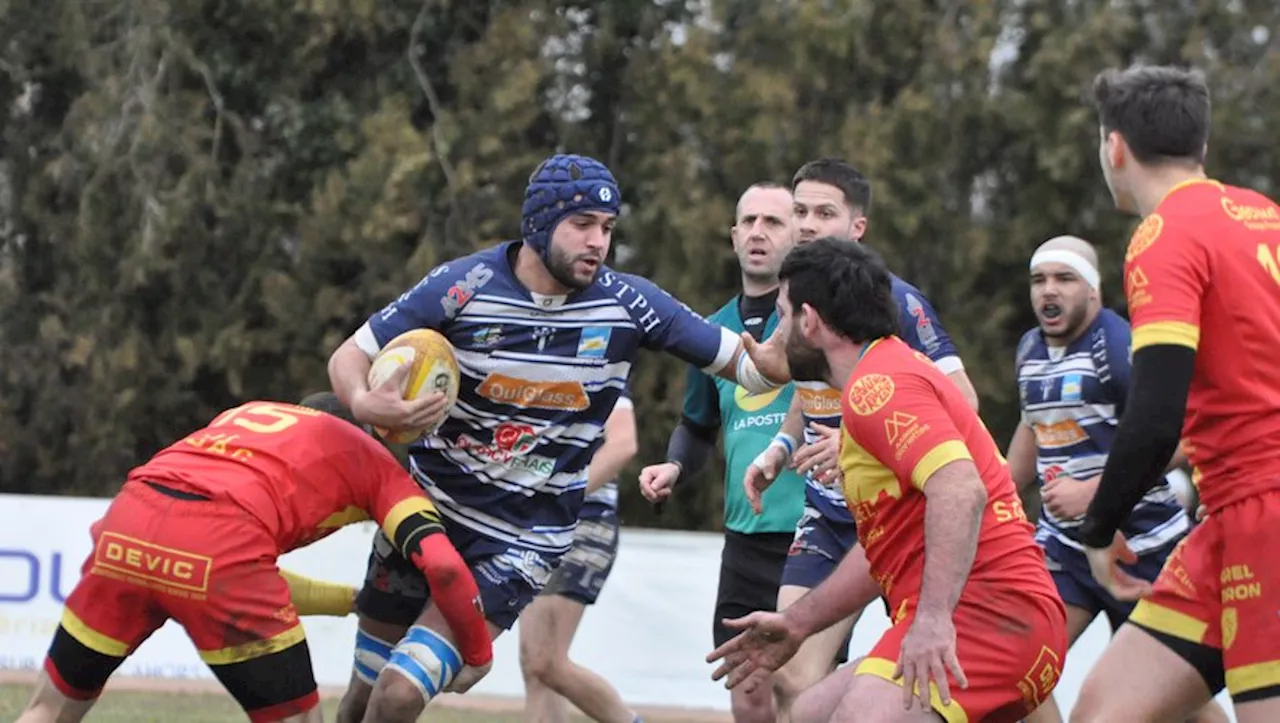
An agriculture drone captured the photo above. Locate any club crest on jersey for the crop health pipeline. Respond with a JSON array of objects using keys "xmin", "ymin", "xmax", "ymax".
[
  {"xmin": 576, "ymin": 326, "xmax": 612, "ymax": 358},
  {"xmin": 532, "ymin": 326, "xmax": 556, "ymax": 352},
  {"xmin": 1125, "ymin": 215, "xmax": 1162, "ymax": 262}
]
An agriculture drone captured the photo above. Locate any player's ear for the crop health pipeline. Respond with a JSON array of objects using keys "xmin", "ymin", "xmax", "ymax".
[
  {"xmin": 1106, "ymin": 130, "xmax": 1127, "ymax": 169},
  {"xmin": 850, "ymin": 214, "xmax": 868, "ymax": 239},
  {"xmin": 799, "ymin": 303, "xmax": 819, "ymax": 338}
]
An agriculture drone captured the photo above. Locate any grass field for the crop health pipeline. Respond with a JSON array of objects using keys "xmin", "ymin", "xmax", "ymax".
[
  {"xmin": 0, "ymin": 684, "xmax": 550, "ymax": 722},
  {"xmin": 0, "ymin": 679, "xmax": 730, "ymax": 722},
  {"xmin": 0, "ymin": 687, "xmax": 532, "ymax": 722}
]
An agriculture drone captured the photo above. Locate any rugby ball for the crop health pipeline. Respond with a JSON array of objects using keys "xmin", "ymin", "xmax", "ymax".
[{"xmin": 366, "ymin": 329, "xmax": 461, "ymax": 443}]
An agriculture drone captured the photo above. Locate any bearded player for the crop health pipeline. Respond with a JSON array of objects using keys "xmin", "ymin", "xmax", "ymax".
[
  {"xmin": 15, "ymin": 392, "xmax": 491, "ymax": 723},
  {"xmin": 743, "ymin": 159, "xmax": 979, "ymax": 714},
  {"xmin": 327, "ymin": 153, "xmax": 790, "ymax": 723},
  {"xmin": 1070, "ymin": 66, "xmax": 1280, "ymax": 723},
  {"xmin": 709, "ymin": 237, "xmax": 1067, "ymax": 723}
]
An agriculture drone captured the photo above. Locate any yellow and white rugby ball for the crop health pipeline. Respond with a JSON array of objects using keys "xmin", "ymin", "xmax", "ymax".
[{"xmin": 367, "ymin": 329, "xmax": 461, "ymax": 443}]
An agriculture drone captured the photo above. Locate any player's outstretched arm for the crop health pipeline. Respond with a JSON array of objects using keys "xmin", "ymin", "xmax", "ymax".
[
  {"xmin": 586, "ymin": 399, "xmax": 638, "ymax": 493},
  {"xmin": 774, "ymin": 542, "xmax": 882, "ymax": 637},
  {"xmin": 706, "ymin": 544, "xmax": 882, "ymax": 693},
  {"xmin": 279, "ymin": 568, "xmax": 357, "ymax": 617},
  {"xmin": 725, "ymin": 329, "xmax": 792, "ymax": 393}
]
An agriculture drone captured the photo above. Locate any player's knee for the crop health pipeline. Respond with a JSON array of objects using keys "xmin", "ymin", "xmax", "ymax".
[
  {"xmin": 518, "ymin": 637, "xmax": 564, "ymax": 685},
  {"xmin": 774, "ymin": 655, "xmax": 828, "ymax": 701},
  {"xmin": 16, "ymin": 676, "xmax": 95, "ymax": 723},
  {"xmin": 370, "ymin": 673, "xmax": 431, "ymax": 723},
  {"xmin": 372, "ymin": 624, "xmax": 462, "ymax": 717},
  {"xmin": 729, "ymin": 684, "xmax": 775, "ymax": 723}
]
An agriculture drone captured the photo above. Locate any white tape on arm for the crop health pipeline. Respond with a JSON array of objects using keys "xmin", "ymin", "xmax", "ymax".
[{"xmin": 736, "ymin": 350, "xmax": 782, "ymax": 394}]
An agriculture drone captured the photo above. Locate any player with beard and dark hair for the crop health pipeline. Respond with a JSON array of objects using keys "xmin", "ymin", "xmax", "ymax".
[
  {"xmin": 711, "ymin": 237, "xmax": 1066, "ymax": 723},
  {"xmin": 1003, "ymin": 237, "xmax": 1213, "ymax": 723},
  {"xmin": 741, "ymin": 159, "xmax": 979, "ymax": 718},
  {"xmin": 327, "ymin": 153, "xmax": 791, "ymax": 723}
]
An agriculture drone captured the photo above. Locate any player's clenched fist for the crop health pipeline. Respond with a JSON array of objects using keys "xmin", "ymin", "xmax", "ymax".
[{"xmin": 638, "ymin": 462, "xmax": 680, "ymax": 504}]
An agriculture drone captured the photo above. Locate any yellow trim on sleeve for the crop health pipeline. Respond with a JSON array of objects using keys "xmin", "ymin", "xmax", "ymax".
[
  {"xmin": 854, "ymin": 656, "xmax": 969, "ymax": 723},
  {"xmin": 910, "ymin": 440, "xmax": 973, "ymax": 491},
  {"xmin": 60, "ymin": 608, "xmax": 130, "ymax": 657},
  {"xmin": 198, "ymin": 624, "xmax": 307, "ymax": 666},
  {"xmin": 1132, "ymin": 321, "xmax": 1200, "ymax": 351},
  {"xmin": 380, "ymin": 496, "xmax": 439, "ymax": 543}
]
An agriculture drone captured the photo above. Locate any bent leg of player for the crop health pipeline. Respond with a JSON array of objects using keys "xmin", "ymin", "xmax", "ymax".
[
  {"xmin": 834, "ymin": 585, "xmax": 1067, "ymax": 723},
  {"xmin": 16, "ymin": 485, "xmax": 175, "ymax": 723},
  {"xmin": 773, "ymin": 514, "xmax": 859, "ymax": 714},
  {"xmin": 789, "ymin": 658, "xmax": 864, "ymax": 723},
  {"xmin": 337, "ymin": 530, "xmax": 430, "ymax": 723},
  {"xmin": 16, "ymin": 593, "xmax": 164, "ymax": 723},
  {"xmin": 519, "ymin": 513, "xmax": 638, "ymax": 723},
  {"xmin": 1073, "ymin": 497, "xmax": 1280, "ymax": 723},
  {"xmin": 363, "ymin": 540, "xmax": 553, "ymax": 723}
]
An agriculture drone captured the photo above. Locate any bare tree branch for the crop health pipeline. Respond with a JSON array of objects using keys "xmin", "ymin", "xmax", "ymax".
[{"xmin": 407, "ymin": 0, "xmax": 466, "ymax": 242}]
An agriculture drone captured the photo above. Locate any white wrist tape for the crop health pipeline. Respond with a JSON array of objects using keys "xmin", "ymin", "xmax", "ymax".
[
  {"xmin": 737, "ymin": 351, "xmax": 782, "ymax": 394},
  {"xmin": 752, "ymin": 433, "xmax": 796, "ymax": 469}
]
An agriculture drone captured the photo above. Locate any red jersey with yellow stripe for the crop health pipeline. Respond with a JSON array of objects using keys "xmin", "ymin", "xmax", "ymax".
[
  {"xmin": 127, "ymin": 400, "xmax": 436, "ymax": 552},
  {"xmin": 1124, "ymin": 179, "xmax": 1280, "ymax": 512},
  {"xmin": 839, "ymin": 337, "xmax": 1053, "ymax": 615}
]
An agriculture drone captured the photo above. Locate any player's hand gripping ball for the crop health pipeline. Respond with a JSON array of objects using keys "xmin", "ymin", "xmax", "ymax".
[{"xmin": 366, "ymin": 329, "xmax": 461, "ymax": 443}]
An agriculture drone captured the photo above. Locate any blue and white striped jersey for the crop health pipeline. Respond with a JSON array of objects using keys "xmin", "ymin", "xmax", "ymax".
[
  {"xmin": 355, "ymin": 242, "xmax": 737, "ymax": 555},
  {"xmin": 1016, "ymin": 308, "xmax": 1190, "ymax": 556},
  {"xmin": 797, "ymin": 273, "xmax": 964, "ymax": 525}
]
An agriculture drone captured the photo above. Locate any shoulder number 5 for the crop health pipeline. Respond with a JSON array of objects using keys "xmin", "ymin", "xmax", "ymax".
[{"xmin": 211, "ymin": 402, "xmax": 305, "ymax": 434}]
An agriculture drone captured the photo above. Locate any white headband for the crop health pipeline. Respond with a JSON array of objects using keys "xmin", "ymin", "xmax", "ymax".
[{"xmin": 1029, "ymin": 249, "xmax": 1100, "ymax": 289}]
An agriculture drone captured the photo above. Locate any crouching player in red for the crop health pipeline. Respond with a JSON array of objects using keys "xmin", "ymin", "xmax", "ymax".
[
  {"xmin": 708, "ymin": 237, "xmax": 1067, "ymax": 722},
  {"xmin": 16, "ymin": 392, "xmax": 492, "ymax": 723}
]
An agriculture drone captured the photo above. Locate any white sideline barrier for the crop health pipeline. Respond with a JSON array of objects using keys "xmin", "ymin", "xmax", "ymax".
[{"xmin": 0, "ymin": 493, "xmax": 1235, "ymax": 718}]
